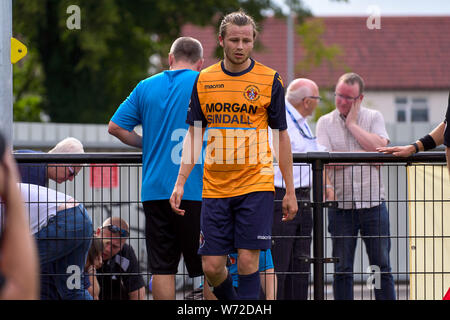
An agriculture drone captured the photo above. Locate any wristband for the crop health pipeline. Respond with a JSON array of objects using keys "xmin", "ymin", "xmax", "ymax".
[
  {"xmin": 325, "ymin": 185, "xmax": 334, "ymax": 189},
  {"xmin": 411, "ymin": 142, "xmax": 419, "ymax": 153},
  {"xmin": 419, "ymin": 134, "xmax": 436, "ymax": 151}
]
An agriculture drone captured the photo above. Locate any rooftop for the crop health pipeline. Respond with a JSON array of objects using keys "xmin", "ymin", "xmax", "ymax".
[{"xmin": 182, "ymin": 16, "xmax": 450, "ymax": 90}]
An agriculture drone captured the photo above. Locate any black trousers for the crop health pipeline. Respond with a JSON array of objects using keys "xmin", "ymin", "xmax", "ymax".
[{"xmin": 272, "ymin": 187, "xmax": 313, "ymax": 300}]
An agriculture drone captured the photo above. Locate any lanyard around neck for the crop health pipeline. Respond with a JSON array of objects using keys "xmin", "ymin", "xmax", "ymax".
[{"xmin": 286, "ymin": 107, "xmax": 316, "ymax": 140}]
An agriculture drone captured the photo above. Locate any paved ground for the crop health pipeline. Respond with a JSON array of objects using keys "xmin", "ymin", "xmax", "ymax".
[
  {"xmin": 314, "ymin": 283, "xmax": 410, "ymax": 300},
  {"xmin": 148, "ymin": 282, "xmax": 411, "ymax": 300}
]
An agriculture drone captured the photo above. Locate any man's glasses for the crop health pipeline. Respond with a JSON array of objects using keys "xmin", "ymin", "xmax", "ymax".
[
  {"xmin": 303, "ymin": 96, "xmax": 322, "ymax": 102},
  {"xmin": 334, "ymin": 92, "xmax": 360, "ymax": 102},
  {"xmin": 103, "ymin": 225, "xmax": 129, "ymax": 237}
]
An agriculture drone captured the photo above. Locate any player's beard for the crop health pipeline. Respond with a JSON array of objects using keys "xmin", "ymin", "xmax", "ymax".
[{"xmin": 224, "ymin": 48, "xmax": 250, "ymax": 67}]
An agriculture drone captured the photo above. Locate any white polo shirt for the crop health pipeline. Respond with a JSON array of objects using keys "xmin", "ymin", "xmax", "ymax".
[
  {"xmin": 272, "ymin": 99, "xmax": 326, "ymax": 189},
  {"xmin": 19, "ymin": 183, "xmax": 72, "ymax": 234}
]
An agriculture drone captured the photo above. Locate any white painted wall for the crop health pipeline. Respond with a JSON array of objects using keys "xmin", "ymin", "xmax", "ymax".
[
  {"xmin": 360, "ymin": 90, "xmax": 447, "ymax": 145},
  {"xmin": 363, "ymin": 90, "xmax": 448, "ymax": 124},
  {"xmin": 13, "ymin": 121, "xmax": 142, "ymax": 151},
  {"xmin": 309, "ymin": 90, "xmax": 448, "ymax": 146},
  {"xmin": 12, "ymin": 90, "xmax": 448, "ymax": 150}
]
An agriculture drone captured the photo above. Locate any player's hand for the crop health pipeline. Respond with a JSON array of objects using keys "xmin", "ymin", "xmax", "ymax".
[
  {"xmin": 169, "ymin": 184, "xmax": 185, "ymax": 216},
  {"xmin": 376, "ymin": 145, "xmax": 415, "ymax": 157},
  {"xmin": 282, "ymin": 191, "xmax": 298, "ymax": 222}
]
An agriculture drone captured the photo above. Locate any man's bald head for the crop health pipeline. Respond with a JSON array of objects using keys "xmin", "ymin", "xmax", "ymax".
[
  {"xmin": 286, "ymin": 78, "xmax": 320, "ymax": 117},
  {"xmin": 97, "ymin": 217, "xmax": 130, "ymax": 261},
  {"xmin": 102, "ymin": 217, "xmax": 129, "ymax": 233},
  {"xmin": 286, "ymin": 79, "xmax": 319, "ymax": 105}
]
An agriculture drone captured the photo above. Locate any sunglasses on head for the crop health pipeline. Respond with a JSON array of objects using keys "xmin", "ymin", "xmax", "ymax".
[{"xmin": 103, "ymin": 225, "xmax": 129, "ymax": 237}]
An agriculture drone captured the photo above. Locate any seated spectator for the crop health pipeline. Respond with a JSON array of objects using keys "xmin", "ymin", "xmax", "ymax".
[
  {"xmin": 15, "ymin": 137, "xmax": 84, "ymax": 186},
  {"xmin": 84, "ymin": 236, "xmax": 103, "ymax": 300},
  {"xmin": 96, "ymin": 217, "xmax": 146, "ymax": 300},
  {"xmin": 19, "ymin": 183, "xmax": 93, "ymax": 300},
  {"xmin": 0, "ymin": 132, "xmax": 39, "ymax": 300}
]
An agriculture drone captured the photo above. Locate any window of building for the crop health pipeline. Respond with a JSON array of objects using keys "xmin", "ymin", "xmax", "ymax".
[
  {"xmin": 396, "ymin": 97, "xmax": 407, "ymax": 122},
  {"xmin": 395, "ymin": 97, "xmax": 429, "ymax": 123},
  {"xmin": 411, "ymin": 98, "xmax": 429, "ymax": 122}
]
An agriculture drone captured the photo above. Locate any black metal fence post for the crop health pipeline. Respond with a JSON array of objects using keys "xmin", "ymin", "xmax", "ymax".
[
  {"xmin": 311, "ymin": 153, "xmax": 326, "ymax": 300},
  {"xmin": 15, "ymin": 151, "xmax": 448, "ymax": 300}
]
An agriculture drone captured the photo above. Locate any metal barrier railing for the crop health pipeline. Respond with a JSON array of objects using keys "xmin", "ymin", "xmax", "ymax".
[
  {"xmin": 14, "ymin": 151, "xmax": 448, "ymax": 300},
  {"xmin": 291, "ymin": 151, "xmax": 448, "ymax": 300}
]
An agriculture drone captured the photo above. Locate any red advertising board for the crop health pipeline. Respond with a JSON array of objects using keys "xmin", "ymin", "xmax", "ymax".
[{"xmin": 89, "ymin": 164, "xmax": 118, "ymax": 188}]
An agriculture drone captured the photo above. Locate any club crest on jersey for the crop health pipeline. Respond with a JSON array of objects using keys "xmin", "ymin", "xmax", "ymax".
[{"xmin": 244, "ymin": 85, "xmax": 260, "ymax": 102}]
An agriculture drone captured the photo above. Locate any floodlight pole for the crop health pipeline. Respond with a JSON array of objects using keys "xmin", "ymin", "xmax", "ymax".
[{"xmin": 286, "ymin": 1, "xmax": 295, "ymax": 85}]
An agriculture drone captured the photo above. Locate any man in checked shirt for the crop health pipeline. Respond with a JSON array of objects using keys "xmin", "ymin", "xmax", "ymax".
[{"xmin": 316, "ymin": 73, "xmax": 395, "ymax": 300}]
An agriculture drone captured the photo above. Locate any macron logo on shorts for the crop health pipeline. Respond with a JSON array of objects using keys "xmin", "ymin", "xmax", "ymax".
[
  {"xmin": 257, "ymin": 235, "xmax": 271, "ymax": 240},
  {"xmin": 199, "ymin": 231, "xmax": 205, "ymax": 248}
]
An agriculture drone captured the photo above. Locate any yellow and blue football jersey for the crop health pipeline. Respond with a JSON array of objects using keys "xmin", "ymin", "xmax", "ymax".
[{"xmin": 187, "ymin": 59, "xmax": 287, "ymax": 198}]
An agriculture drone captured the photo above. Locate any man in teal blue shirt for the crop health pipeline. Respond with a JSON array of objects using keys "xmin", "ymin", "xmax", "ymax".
[{"xmin": 108, "ymin": 37, "xmax": 204, "ymax": 299}]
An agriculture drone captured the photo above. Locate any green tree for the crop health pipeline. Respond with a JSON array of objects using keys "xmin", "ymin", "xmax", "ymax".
[
  {"xmin": 13, "ymin": 0, "xmax": 347, "ymax": 123},
  {"xmin": 12, "ymin": 0, "xmax": 288, "ymax": 123},
  {"xmin": 293, "ymin": 0, "xmax": 349, "ymax": 121},
  {"xmin": 295, "ymin": 18, "xmax": 349, "ymax": 121},
  {"xmin": 13, "ymin": 45, "xmax": 46, "ymax": 122}
]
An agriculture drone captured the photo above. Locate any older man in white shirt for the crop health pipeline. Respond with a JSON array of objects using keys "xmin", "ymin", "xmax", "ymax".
[
  {"xmin": 20, "ymin": 183, "xmax": 93, "ymax": 300},
  {"xmin": 271, "ymin": 78, "xmax": 334, "ymax": 300}
]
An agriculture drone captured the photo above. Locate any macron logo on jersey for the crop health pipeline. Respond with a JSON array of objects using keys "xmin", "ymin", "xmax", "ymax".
[{"xmin": 204, "ymin": 84, "xmax": 224, "ymax": 89}]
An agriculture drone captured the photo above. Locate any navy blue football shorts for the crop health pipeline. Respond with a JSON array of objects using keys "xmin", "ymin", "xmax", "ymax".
[{"xmin": 198, "ymin": 191, "xmax": 274, "ymax": 255}]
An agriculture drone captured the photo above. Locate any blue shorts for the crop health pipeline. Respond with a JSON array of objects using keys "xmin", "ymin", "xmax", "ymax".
[
  {"xmin": 198, "ymin": 249, "xmax": 275, "ymax": 290},
  {"xmin": 223, "ymin": 249, "xmax": 275, "ymax": 287},
  {"xmin": 198, "ymin": 191, "xmax": 274, "ymax": 255}
]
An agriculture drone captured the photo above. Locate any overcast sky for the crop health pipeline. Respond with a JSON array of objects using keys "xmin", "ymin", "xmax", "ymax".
[{"xmin": 275, "ymin": 0, "xmax": 450, "ymax": 16}]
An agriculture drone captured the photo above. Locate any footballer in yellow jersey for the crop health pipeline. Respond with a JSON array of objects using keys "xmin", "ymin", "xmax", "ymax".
[
  {"xmin": 171, "ymin": 10, "xmax": 297, "ymax": 301},
  {"xmin": 187, "ymin": 58, "xmax": 287, "ymax": 198}
]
